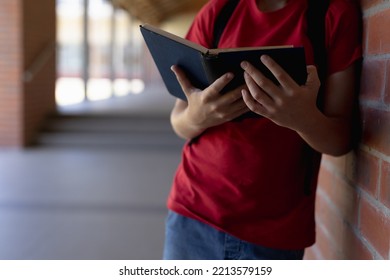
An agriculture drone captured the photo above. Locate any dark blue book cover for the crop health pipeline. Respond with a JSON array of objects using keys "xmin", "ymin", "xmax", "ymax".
[{"xmin": 140, "ymin": 24, "xmax": 307, "ymax": 101}]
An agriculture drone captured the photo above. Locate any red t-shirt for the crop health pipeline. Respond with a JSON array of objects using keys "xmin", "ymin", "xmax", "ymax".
[{"xmin": 167, "ymin": 0, "xmax": 361, "ymax": 250}]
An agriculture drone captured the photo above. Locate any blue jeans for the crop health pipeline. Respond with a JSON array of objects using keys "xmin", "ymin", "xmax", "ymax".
[{"xmin": 163, "ymin": 211, "xmax": 305, "ymax": 260}]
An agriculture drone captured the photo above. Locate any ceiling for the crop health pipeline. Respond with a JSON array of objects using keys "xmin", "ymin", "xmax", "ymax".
[{"xmin": 110, "ymin": 0, "xmax": 208, "ymax": 24}]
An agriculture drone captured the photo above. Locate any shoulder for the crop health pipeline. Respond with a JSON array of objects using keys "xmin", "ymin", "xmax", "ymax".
[
  {"xmin": 325, "ymin": 0, "xmax": 362, "ymax": 74},
  {"xmin": 327, "ymin": 0, "xmax": 360, "ymax": 22},
  {"xmin": 192, "ymin": 0, "xmax": 233, "ymax": 28},
  {"xmin": 197, "ymin": 0, "xmax": 230, "ymax": 15},
  {"xmin": 185, "ymin": 0, "xmax": 230, "ymax": 47},
  {"xmin": 328, "ymin": 0, "xmax": 359, "ymax": 10},
  {"xmin": 326, "ymin": 0, "xmax": 361, "ymax": 38}
]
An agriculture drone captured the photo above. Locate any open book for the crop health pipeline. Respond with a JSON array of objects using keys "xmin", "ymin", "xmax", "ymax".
[{"xmin": 140, "ymin": 24, "xmax": 307, "ymax": 101}]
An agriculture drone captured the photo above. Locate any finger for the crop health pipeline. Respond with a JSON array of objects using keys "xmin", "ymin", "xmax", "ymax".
[
  {"xmin": 305, "ymin": 65, "xmax": 321, "ymax": 89},
  {"xmin": 226, "ymin": 99, "xmax": 251, "ymax": 121},
  {"xmin": 231, "ymin": 107, "xmax": 251, "ymax": 120},
  {"xmin": 241, "ymin": 88, "xmax": 269, "ymax": 117},
  {"xmin": 230, "ymin": 96, "xmax": 250, "ymax": 113},
  {"xmin": 205, "ymin": 72, "xmax": 235, "ymax": 98},
  {"xmin": 260, "ymin": 55, "xmax": 298, "ymax": 89},
  {"xmin": 171, "ymin": 65, "xmax": 198, "ymax": 98},
  {"xmin": 217, "ymin": 85, "xmax": 246, "ymax": 106},
  {"xmin": 243, "ymin": 71, "xmax": 274, "ymax": 107},
  {"xmin": 241, "ymin": 61, "xmax": 280, "ymax": 98}
]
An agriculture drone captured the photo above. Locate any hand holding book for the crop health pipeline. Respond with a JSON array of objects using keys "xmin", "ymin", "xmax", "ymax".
[
  {"xmin": 140, "ymin": 24, "xmax": 308, "ymax": 101},
  {"xmin": 240, "ymin": 54, "xmax": 321, "ymax": 130},
  {"xmin": 170, "ymin": 65, "xmax": 250, "ymax": 134}
]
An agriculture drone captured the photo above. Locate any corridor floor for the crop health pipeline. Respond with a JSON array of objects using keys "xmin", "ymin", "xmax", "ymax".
[
  {"xmin": 0, "ymin": 147, "xmax": 181, "ymax": 259},
  {"xmin": 0, "ymin": 86, "xmax": 183, "ymax": 260}
]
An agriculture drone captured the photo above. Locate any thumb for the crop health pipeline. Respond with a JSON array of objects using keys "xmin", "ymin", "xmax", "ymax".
[
  {"xmin": 305, "ymin": 65, "xmax": 321, "ymax": 90},
  {"xmin": 171, "ymin": 65, "xmax": 198, "ymax": 99}
]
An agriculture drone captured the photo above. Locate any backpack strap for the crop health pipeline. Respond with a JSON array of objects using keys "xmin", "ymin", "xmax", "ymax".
[
  {"xmin": 212, "ymin": 0, "xmax": 240, "ymax": 48},
  {"xmin": 306, "ymin": 0, "xmax": 330, "ymax": 105},
  {"xmin": 303, "ymin": 0, "xmax": 330, "ymax": 196}
]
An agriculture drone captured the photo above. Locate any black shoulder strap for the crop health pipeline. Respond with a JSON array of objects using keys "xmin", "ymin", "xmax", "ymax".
[
  {"xmin": 304, "ymin": 0, "xmax": 330, "ymax": 196},
  {"xmin": 212, "ymin": 0, "xmax": 240, "ymax": 48},
  {"xmin": 306, "ymin": 0, "xmax": 330, "ymax": 106}
]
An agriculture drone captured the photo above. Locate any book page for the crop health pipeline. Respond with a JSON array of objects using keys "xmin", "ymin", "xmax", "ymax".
[
  {"xmin": 209, "ymin": 45, "xmax": 294, "ymax": 55},
  {"xmin": 141, "ymin": 24, "xmax": 209, "ymax": 55}
]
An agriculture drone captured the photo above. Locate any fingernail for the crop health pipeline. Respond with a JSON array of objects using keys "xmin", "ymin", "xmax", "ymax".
[
  {"xmin": 260, "ymin": 55, "xmax": 270, "ymax": 62},
  {"xmin": 226, "ymin": 72, "xmax": 234, "ymax": 79},
  {"xmin": 241, "ymin": 61, "xmax": 248, "ymax": 69}
]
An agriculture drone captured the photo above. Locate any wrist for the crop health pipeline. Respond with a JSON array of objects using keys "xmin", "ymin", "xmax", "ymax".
[
  {"xmin": 183, "ymin": 109, "xmax": 207, "ymax": 137},
  {"xmin": 295, "ymin": 107, "xmax": 322, "ymax": 136}
]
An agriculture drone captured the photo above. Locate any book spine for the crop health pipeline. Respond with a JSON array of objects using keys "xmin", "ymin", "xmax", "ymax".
[
  {"xmin": 201, "ymin": 54, "xmax": 244, "ymax": 93},
  {"xmin": 201, "ymin": 54, "xmax": 222, "ymax": 84}
]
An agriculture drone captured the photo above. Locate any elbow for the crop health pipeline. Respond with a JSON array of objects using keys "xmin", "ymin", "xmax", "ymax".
[
  {"xmin": 326, "ymin": 146, "xmax": 352, "ymax": 157},
  {"xmin": 323, "ymin": 138, "xmax": 354, "ymax": 157},
  {"xmin": 172, "ymin": 128, "xmax": 191, "ymax": 141},
  {"xmin": 322, "ymin": 122, "xmax": 359, "ymax": 156}
]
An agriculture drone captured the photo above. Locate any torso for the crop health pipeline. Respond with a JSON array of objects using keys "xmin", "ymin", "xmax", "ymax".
[{"xmin": 168, "ymin": 0, "xmax": 362, "ymax": 250}]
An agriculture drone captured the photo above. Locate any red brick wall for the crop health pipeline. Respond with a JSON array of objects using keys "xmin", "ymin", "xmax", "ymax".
[
  {"xmin": 0, "ymin": 0, "xmax": 56, "ymax": 147},
  {"xmin": 22, "ymin": 0, "xmax": 56, "ymax": 146},
  {"xmin": 306, "ymin": 0, "xmax": 390, "ymax": 260},
  {"xmin": 0, "ymin": 0, "xmax": 23, "ymax": 146}
]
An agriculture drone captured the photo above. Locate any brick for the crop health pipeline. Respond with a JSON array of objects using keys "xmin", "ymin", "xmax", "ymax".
[
  {"xmin": 367, "ymin": 9, "xmax": 390, "ymax": 55},
  {"xmin": 360, "ymin": 59, "xmax": 386, "ymax": 103},
  {"xmin": 333, "ymin": 176, "xmax": 360, "ymax": 226},
  {"xmin": 318, "ymin": 166, "xmax": 360, "ymax": 226},
  {"xmin": 21, "ymin": 0, "xmax": 56, "ymax": 146},
  {"xmin": 318, "ymin": 165, "xmax": 334, "ymax": 192},
  {"xmin": 322, "ymin": 152, "xmax": 358, "ymax": 183},
  {"xmin": 359, "ymin": 197, "xmax": 390, "ymax": 258},
  {"xmin": 317, "ymin": 183, "xmax": 377, "ymax": 259},
  {"xmin": 341, "ymin": 224, "xmax": 373, "ymax": 260},
  {"xmin": 322, "ymin": 154, "xmax": 346, "ymax": 172},
  {"xmin": 385, "ymin": 60, "xmax": 390, "ymax": 105},
  {"xmin": 345, "ymin": 152, "xmax": 359, "ymax": 182},
  {"xmin": 360, "ymin": 0, "xmax": 383, "ymax": 10},
  {"xmin": 0, "ymin": 0, "xmax": 23, "ymax": 147},
  {"xmin": 315, "ymin": 190, "xmax": 331, "ymax": 221},
  {"xmin": 361, "ymin": 107, "xmax": 390, "ymax": 156},
  {"xmin": 362, "ymin": 18, "xmax": 369, "ymax": 55},
  {"xmin": 316, "ymin": 192, "xmax": 346, "ymax": 254},
  {"xmin": 303, "ymin": 250, "xmax": 315, "ymax": 259},
  {"xmin": 380, "ymin": 160, "xmax": 390, "ymax": 209},
  {"xmin": 0, "ymin": 0, "xmax": 56, "ymax": 147},
  {"xmin": 355, "ymin": 150, "xmax": 380, "ymax": 196},
  {"xmin": 313, "ymin": 224, "xmax": 342, "ymax": 259}
]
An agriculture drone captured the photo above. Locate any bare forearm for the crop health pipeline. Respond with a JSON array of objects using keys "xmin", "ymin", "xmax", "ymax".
[
  {"xmin": 297, "ymin": 110, "xmax": 352, "ymax": 156},
  {"xmin": 170, "ymin": 109, "xmax": 206, "ymax": 140},
  {"xmin": 298, "ymin": 68, "xmax": 358, "ymax": 156}
]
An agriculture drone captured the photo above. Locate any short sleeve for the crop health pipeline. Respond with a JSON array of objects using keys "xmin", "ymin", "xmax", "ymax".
[
  {"xmin": 326, "ymin": 0, "xmax": 362, "ymax": 74},
  {"xmin": 185, "ymin": 0, "xmax": 228, "ymax": 48}
]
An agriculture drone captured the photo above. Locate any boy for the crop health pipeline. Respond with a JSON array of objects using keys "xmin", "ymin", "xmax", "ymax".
[{"xmin": 164, "ymin": 0, "xmax": 361, "ymax": 260}]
